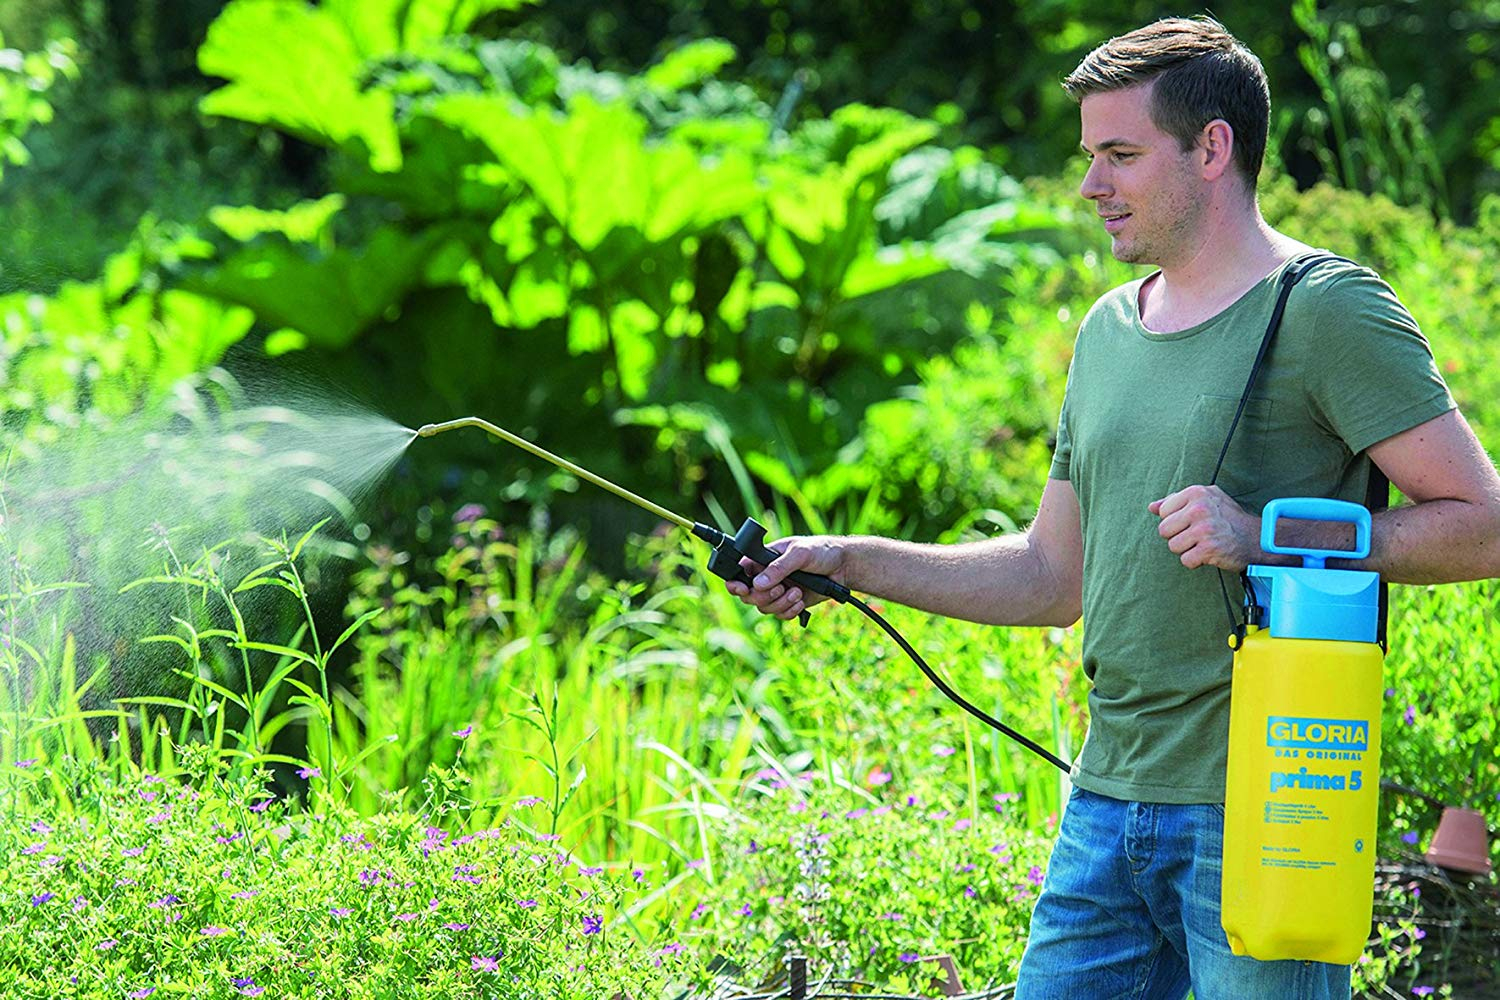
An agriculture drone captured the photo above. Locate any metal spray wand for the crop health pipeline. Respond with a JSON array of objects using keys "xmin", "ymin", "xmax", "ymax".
[{"xmin": 413, "ymin": 417, "xmax": 1071, "ymax": 772}]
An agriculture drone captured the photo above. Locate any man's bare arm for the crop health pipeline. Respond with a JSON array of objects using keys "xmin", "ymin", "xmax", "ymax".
[
  {"xmin": 728, "ymin": 477, "xmax": 1085, "ymax": 628},
  {"xmin": 1342, "ymin": 409, "xmax": 1500, "ymax": 583}
]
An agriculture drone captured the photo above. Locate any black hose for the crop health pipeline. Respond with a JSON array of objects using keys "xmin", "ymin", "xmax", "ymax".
[{"xmin": 844, "ymin": 595, "xmax": 1073, "ymax": 774}]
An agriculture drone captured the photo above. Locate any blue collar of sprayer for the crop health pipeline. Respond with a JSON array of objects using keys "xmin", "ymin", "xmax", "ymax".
[{"xmin": 1245, "ymin": 497, "xmax": 1380, "ymax": 644}]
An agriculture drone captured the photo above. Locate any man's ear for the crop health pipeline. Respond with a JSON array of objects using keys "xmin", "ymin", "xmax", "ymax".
[{"xmin": 1199, "ymin": 118, "xmax": 1235, "ymax": 182}]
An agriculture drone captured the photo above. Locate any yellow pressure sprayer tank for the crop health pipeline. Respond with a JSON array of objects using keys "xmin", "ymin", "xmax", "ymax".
[{"xmin": 1221, "ymin": 498, "xmax": 1383, "ymax": 965}]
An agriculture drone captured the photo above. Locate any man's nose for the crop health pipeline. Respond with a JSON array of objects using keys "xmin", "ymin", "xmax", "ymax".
[{"xmin": 1079, "ymin": 159, "xmax": 1110, "ymax": 201}]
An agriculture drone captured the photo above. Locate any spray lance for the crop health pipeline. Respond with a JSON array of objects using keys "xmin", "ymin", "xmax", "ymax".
[{"xmin": 414, "ymin": 417, "xmax": 1071, "ymax": 773}]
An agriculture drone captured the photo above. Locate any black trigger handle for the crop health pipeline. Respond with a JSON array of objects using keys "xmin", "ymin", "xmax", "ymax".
[{"xmin": 693, "ymin": 518, "xmax": 850, "ymax": 628}]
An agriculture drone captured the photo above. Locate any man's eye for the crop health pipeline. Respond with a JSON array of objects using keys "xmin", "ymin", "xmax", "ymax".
[{"xmin": 1112, "ymin": 152, "xmax": 1135, "ymax": 163}]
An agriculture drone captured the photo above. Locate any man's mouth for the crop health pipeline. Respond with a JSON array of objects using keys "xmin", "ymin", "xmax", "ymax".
[{"xmin": 1101, "ymin": 211, "xmax": 1131, "ymax": 234}]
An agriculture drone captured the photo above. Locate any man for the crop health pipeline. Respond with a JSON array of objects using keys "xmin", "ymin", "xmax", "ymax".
[{"xmin": 726, "ymin": 16, "xmax": 1500, "ymax": 1000}]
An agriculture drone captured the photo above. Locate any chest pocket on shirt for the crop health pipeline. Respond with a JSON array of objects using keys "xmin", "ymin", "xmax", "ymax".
[{"xmin": 1170, "ymin": 393, "xmax": 1270, "ymax": 500}]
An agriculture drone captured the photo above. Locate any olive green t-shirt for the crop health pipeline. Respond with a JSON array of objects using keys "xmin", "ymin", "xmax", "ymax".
[{"xmin": 1049, "ymin": 256, "xmax": 1454, "ymax": 803}]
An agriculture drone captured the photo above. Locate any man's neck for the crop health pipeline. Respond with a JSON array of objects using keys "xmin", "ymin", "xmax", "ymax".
[{"xmin": 1139, "ymin": 207, "xmax": 1305, "ymax": 333}]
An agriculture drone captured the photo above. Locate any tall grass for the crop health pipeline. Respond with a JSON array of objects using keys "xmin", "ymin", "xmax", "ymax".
[{"xmin": 1, "ymin": 515, "xmax": 1087, "ymax": 875}]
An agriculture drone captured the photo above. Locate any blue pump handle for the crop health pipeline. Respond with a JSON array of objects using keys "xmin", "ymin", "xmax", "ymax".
[{"xmin": 1260, "ymin": 497, "xmax": 1371, "ymax": 569}]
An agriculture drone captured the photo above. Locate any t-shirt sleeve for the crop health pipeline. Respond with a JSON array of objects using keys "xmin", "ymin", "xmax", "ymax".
[
  {"xmin": 1299, "ymin": 267, "xmax": 1455, "ymax": 456},
  {"xmin": 1049, "ymin": 360, "xmax": 1075, "ymax": 481}
]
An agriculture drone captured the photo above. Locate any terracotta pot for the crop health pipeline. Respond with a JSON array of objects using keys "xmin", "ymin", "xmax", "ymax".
[{"xmin": 1424, "ymin": 806, "xmax": 1492, "ymax": 875}]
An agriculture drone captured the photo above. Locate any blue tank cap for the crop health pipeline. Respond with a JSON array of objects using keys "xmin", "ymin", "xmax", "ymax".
[{"xmin": 1246, "ymin": 498, "xmax": 1380, "ymax": 643}]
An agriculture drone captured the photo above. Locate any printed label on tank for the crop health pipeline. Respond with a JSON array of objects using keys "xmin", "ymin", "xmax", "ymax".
[
  {"xmin": 1266, "ymin": 716, "xmax": 1369, "ymax": 751},
  {"xmin": 1268, "ymin": 767, "xmax": 1364, "ymax": 794}
]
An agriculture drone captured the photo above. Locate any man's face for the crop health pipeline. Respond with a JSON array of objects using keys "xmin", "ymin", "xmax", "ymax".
[{"xmin": 1077, "ymin": 82, "xmax": 1207, "ymax": 267}]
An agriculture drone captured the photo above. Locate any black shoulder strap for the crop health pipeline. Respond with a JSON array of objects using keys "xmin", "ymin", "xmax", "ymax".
[
  {"xmin": 1365, "ymin": 460, "xmax": 1391, "ymax": 652},
  {"xmin": 1210, "ymin": 253, "xmax": 1346, "ymax": 486},
  {"xmin": 1216, "ymin": 252, "xmax": 1388, "ymax": 650}
]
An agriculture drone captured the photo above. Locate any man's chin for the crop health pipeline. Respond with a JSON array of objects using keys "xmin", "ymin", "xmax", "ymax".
[{"xmin": 1109, "ymin": 238, "xmax": 1150, "ymax": 265}]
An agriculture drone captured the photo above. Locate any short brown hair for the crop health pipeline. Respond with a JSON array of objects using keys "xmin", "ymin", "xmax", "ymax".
[{"xmin": 1063, "ymin": 17, "xmax": 1270, "ymax": 188}]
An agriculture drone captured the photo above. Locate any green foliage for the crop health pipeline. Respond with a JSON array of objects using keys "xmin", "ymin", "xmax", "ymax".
[
  {"xmin": 1289, "ymin": 0, "xmax": 1449, "ymax": 216},
  {"xmin": 1383, "ymin": 581, "xmax": 1500, "ymax": 818},
  {"xmin": 0, "ymin": 227, "xmax": 254, "ymax": 440},
  {"xmin": 174, "ymin": 5, "xmax": 1073, "ymax": 528},
  {"xmin": 688, "ymin": 787, "xmax": 1054, "ymax": 989},
  {"xmin": 0, "ymin": 763, "xmax": 698, "ymax": 998},
  {"xmin": 0, "ymin": 32, "xmax": 75, "ymax": 180}
]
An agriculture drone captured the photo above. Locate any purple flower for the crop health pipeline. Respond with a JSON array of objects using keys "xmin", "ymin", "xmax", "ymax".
[
  {"xmin": 148, "ymin": 894, "xmax": 181, "ymax": 909},
  {"xmin": 516, "ymin": 899, "xmax": 538, "ymax": 909},
  {"xmin": 231, "ymin": 891, "xmax": 259, "ymax": 901},
  {"xmin": 453, "ymin": 725, "xmax": 473, "ymax": 739},
  {"xmin": 232, "ymin": 980, "xmax": 264, "ymax": 997},
  {"xmin": 1402, "ymin": 831, "xmax": 1420, "ymax": 845},
  {"xmin": 1027, "ymin": 865, "xmax": 1046, "ymax": 887},
  {"xmin": 21, "ymin": 842, "xmax": 45, "ymax": 856},
  {"xmin": 453, "ymin": 503, "xmax": 487, "ymax": 525},
  {"xmin": 932, "ymin": 745, "xmax": 957, "ymax": 757},
  {"xmin": 964, "ymin": 885, "xmax": 978, "ymax": 898},
  {"xmin": 578, "ymin": 865, "xmax": 603, "ymax": 876},
  {"xmin": 97, "ymin": 939, "xmax": 118, "ymax": 951},
  {"xmin": 471, "ymin": 955, "xmax": 500, "ymax": 973},
  {"xmin": 690, "ymin": 903, "xmax": 710, "ymax": 920},
  {"xmin": 1403, "ymin": 705, "xmax": 1416, "ymax": 725},
  {"xmin": 737, "ymin": 904, "xmax": 752, "ymax": 916},
  {"xmin": 1414, "ymin": 928, "xmax": 1427, "ymax": 940},
  {"xmin": 420, "ymin": 827, "xmax": 449, "ymax": 857},
  {"xmin": 30, "ymin": 820, "xmax": 51, "ymax": 835},
  {"xmin": 201, "ymin": 926, "xmax": 229, "ymax": 937},
  {"xmin": 30, "ymin": 893, "xmax": 54, "ymax": 906},
  {"xmin": 632, "ymin": 868, "xmax": 645, "ymax": 882},
  {"xmin": 249, "ymin": 799, "xmax": 272, "ymax": 813},
  {"xmin": 15, "ymin": 758, "xmax": 37, "ymax": 769},
  {"xmin": 515, "ymin": 796, "xmax": 544, "ymax": 807},
  {"xmin": 899, "ymin": 952, "xmax": 919, "ymax": 963},
  {"xmin": 443, "ymin": 922, "xmax": 470, "ymax": 931},
  {"xmin": 954, "ymin": 818, "xmax": 972, "ymax": 831},
  {"xmin": 867, "ymin": 768, "xmax": 892, "ymax": 786},
  {"xmin": 128, "ymin": 990, "xmax": 155, "ymax": 999},
  {"xmin": 331, "ymin": 907, "xmax": 352, "ymax": 917},
  {"xmin": 394, "ymin": 912, "xmax": 419, "ymax": 922},
  {"xmin": 1412, "ymin": 988, "xmax": 1434, "ymax": 997},
  {"xmin": 123, "ymin": 847, "xmax": 145, "ymax": 857},
  {"xmin": 581, "ymin": 914, "xmax": 602, "ymax": 935},
  {"xmin": 297, "ymin": 766, "xmax": 321, "ymax": 779}
]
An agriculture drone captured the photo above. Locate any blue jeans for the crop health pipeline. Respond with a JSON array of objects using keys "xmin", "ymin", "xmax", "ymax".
[{"xmin": 1015, "ymin": 787, "xmax": 1352, "ymax": 1000}]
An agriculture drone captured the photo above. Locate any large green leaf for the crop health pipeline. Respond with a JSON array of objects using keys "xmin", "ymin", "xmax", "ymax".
[
  {"xmin": 208, "ymin": 195, "xmax": 346, "ymax": 246},
  {"xmin": 643, "ymin": 38, "xmax": 737, "ymax": 94},
  {"xmin": 426, "ymin": 94, "xmax": 758, "ymax": 253},
  {"xmin": 187, "ymin": 225, "xmax": 458, "ymax": 349},
  {"xmin": 198, "ymin": 0, "xmax": 400, "ymax": 171},
  {"xmin": 323, "ymin": 0, "xmax": 536, "ymax": 58}
]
